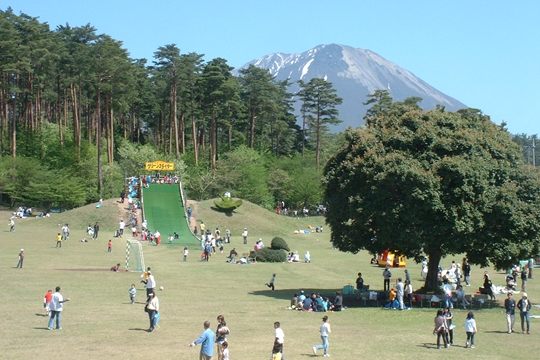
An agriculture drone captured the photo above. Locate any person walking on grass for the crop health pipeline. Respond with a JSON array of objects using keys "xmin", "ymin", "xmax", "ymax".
[
  {"xmin": 129, "ymin": 284, "xmax": 136, "ymax": 304},
  {"xmin": 266, "ymin": 273, "xmax": 276, "ymax": 291},
  {"xmin": 61, "ymin": 224, "xmax": 69, "ymax": 241},
  {"xmin": 517, "ymin": 293, "xmax": 531, "ymax": 334},
  {"xmin": 433, "ymin": 309, "xmax": 448, "ymax": 349},
  {"xmin": 48, "ymin": 286, "xmax": 70, "ymax": 330},
  {"xmin": 463, "ymin": 259, "xmax": 471, "ymax": 286},
  {"xmin": 56, "ymin": 233, "xmax": 62, "ymax": 248},
  {"xmin": 505, "ymin": 292, "xmax": 516, "ymax": 333},
  {"xmin": 9, "ymin": 218, "xmax": 15, "ymax": 232},
  {"xmin": 16, "ymin": 249, "xmax": 24, "ymax": 268},
  {"xmin": 183, "ymin": 247, "xmax": 189, "ymax": 261},
  {"xmin": 313, "ymin": 315, "xmax": 331, "ymax": 357},
  {"xmin": 118, "ymin": 219, "xmax": 125, "ymax": 237},
  {"xmin": 189, "ymin": 320, "xmax": 215, "ymax": 360},
  {"xmin": 145, "ymin": 292, "xmax": 159, "ymax": 332},
  {"xmin": 521, "ymin": 267, "xmax": 527, "ymax": 292},
  {"xmin": 273, "ymin": 321, "xmax": 285, "ymax": 360},
  {"xmin": 465, "ymin": 311, "xmax": 477, "ymax": 348},
  {"xmin": 108, "ymin": 240, "xmax": 113, "ymax": 252}
]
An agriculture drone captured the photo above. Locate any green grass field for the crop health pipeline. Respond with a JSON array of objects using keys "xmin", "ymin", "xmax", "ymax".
[{"xmin": 0, "ymin": 200, "xmax": 538, "ymax": 360}]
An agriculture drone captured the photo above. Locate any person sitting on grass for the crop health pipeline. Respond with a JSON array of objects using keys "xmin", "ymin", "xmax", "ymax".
[
  {"xmin": 111, "ymin": 263, "xmax": 121, "ymax": 272},
  {"xmin": 333, "ymin": 291, "xmax": 343, "ymax": 311},
  {"xmin": 227, "ymin": 248, "xmax": 238, "ymax": 263},
  {"xmin": 385, "ymin": 288, "xmax": 398, "ymax": 309}
]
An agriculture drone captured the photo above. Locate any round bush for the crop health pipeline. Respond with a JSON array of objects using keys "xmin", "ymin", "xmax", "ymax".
[
  {"xmin": 270, "ymin": 237, "xmax": 290, "ymax": 251},
  {"xmin": 255, "ymin": 248, "xmax": 287, "ymax": 263}
]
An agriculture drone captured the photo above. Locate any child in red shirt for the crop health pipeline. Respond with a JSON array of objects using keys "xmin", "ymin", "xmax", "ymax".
[
  {"xmin": 108, "ymin": 240, "xmax": 112, "ymax": 252},
  {"xmin": 44, "ymin": 289, "xmax": 53, "ymax": 316}
]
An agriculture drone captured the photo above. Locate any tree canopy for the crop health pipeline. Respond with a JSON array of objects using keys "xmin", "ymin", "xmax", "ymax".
[{"xmin": 323, "ymin": 101, "xmax": 540, "ymax": 291}]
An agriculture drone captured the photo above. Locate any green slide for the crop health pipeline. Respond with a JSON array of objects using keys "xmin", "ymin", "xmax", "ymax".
[{"xmin": 142, "ymin": 184, "xmax": 199, "ymax": 246}]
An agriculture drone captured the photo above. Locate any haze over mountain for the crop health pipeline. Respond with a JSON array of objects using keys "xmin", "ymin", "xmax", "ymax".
[{"xmin": 236, "ymin": 44, "xmax": 467, "ymax": 132}]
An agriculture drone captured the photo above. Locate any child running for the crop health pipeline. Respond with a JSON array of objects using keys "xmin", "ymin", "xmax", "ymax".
[
  {"xmin": 266, "ymin": 273, "xmax": 276, "ymax": 291},
  {"xmin": 129, "ymin": 284, "xmax": 136, "ymax": 304}
]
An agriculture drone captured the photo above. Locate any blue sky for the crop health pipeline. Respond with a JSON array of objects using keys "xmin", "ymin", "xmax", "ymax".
[{"xmin": 4, "ymin": 1, "xmax": 539, "ymax": 136}]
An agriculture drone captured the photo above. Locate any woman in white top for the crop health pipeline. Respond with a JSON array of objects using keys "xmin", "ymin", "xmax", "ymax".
[
  {"xmin": 313, "ymin": 316, "xmax": 331, "ymax": 357},
  {"xmin": 465, "ymin": 311, "xmax": 477, "ymax": 348}
]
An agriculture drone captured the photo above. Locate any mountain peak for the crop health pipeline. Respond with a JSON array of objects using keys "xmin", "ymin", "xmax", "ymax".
[{"xmin": 238, "ymin": 44, "xmax": 466, "ymax": 131}]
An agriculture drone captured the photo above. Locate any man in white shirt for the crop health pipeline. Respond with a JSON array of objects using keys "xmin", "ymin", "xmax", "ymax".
[
  {"xmin": 48, "ymin": 286, "xmax": 70, "ymax": 330},
  {"xmin": 61, "ymin": 224, "xmax": 70, "ymax": 241},
  {"xmin": 118, "ymin": 220, "xmax": 125, "ymax": 236}
]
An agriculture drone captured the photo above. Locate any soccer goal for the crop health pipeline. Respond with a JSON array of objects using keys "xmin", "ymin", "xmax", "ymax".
[{"xmin": 125, "ymin": 240, "xmax": 145, "ymax": 272}]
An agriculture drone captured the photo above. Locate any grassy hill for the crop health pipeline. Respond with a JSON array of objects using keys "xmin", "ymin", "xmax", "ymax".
[
  {"xmin": 191, "ymin": 198, "xmax": 328, "ymax": 243},
  {"xmin": 22, "ymin": 198, "xmax": 125, "ymax": 233}
]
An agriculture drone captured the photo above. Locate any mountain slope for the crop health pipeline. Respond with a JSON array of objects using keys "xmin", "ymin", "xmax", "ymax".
[{"xmin": 237, "ymin": 44, "xmax": 466, "ymax": 131}]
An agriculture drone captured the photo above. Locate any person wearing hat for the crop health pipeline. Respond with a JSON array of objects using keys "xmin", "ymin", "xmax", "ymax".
[
  {"xmin": 517, "ymin": 293, "xmax": 531, "ymax": 334},
  {"xmin": 145, "ymin": 292, "xmax": 159, "ymax": 332},
  {"xmin": 16, "ymin": 249, "xmax": 24, "ymax": 268}
]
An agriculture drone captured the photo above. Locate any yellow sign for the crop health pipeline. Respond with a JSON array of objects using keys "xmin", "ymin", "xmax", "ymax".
[{"xmin": 145, "ymin": 161, "xmax": 175, "ymax": 171}]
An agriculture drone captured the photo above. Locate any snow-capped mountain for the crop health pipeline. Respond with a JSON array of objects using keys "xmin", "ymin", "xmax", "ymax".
[{"xmin": 236, "ymin": 44, "xmax": 466, "ymax": 131}]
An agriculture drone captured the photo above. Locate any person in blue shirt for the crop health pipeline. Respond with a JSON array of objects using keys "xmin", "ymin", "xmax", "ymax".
[{"xmin": 190, "ymin": 320, "xmax": 215, "ymax": 359}]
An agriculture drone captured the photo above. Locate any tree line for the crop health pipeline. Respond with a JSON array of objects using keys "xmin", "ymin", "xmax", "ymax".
[{"xmin": 0, "ymin": 8, "xmax": 343, "ymax": 209}]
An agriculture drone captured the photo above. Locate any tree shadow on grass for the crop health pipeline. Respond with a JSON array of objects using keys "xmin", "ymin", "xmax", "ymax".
[{"xmin": 210, "ymin": 207, "xmax": 234, "ymax": 217}]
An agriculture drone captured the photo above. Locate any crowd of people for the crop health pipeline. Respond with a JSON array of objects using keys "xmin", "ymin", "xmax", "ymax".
[{"xmin": 288, "ymin": 290, "xmax": 343, "ymax": 313}]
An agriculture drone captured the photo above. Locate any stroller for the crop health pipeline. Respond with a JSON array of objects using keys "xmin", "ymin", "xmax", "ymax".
[{"xmin": 506, "ymin": 275, "xmax": 516, "ymax": 291}]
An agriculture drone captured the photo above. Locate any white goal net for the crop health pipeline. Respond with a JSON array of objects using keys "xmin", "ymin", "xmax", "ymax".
[{"xmin": 125, "ymin": 240, "xmax": 145, "ymax": 272}]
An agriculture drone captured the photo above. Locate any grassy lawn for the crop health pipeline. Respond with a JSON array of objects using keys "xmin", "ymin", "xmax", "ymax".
[{"xmin": 0, "ymin": 200, "xmax": 538, "ymax": 360}]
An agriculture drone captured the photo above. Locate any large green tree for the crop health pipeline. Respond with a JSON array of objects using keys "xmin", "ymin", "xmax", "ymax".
[
  {"xmin": 297, "ymin": 78, "xmax": 342, "ymax": 167},
  {"xmin": 323, "ymin": 101, "xmax": 540, "ymax": 291}
]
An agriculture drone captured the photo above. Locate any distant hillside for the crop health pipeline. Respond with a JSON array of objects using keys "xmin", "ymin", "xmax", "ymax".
[
  {"xmin": 23, "ymin": 199, "xmax": 124, "ymax": 233},
  {"xmin": 236, "ymin": 43, "xmax": 467, "ymax": 132}
]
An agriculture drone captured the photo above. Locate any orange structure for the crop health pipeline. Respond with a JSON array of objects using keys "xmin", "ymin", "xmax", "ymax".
[{"xmin": 377, "ymin": 249, "xmax": 407, "ymax": 268}]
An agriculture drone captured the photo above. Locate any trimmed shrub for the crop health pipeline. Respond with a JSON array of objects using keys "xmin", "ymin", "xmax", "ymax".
[
  {"xmin": 213, "ymin": 195, "xmax": 243, "ymax": 212},
  {"xmin": 255, "ymin": 248, "xmax": 287, "ymax": 263},
  {"xmin": 270, "ymin": 237, "xmax": 290, "ymax": 251}
]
